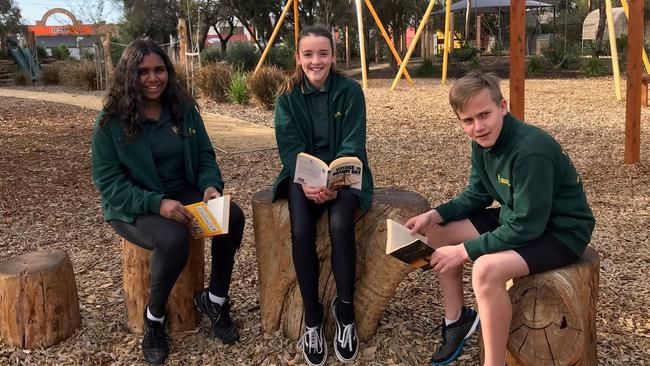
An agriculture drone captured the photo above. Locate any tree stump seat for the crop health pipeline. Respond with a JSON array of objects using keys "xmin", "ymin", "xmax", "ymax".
[
  {"xmin": 121, "ymin": 237, "xmax": 204, "ymax": 334},
  {"xmin": 641, "ymin": 74, "xmax": 649, "ymax": 107},
  {"xmin": 0, "ymin": 249, "xmax": 81, "ymax": 349},
  {"xmin": 481, "ymin": 246, "xmax": 600, "ymax": 366},
  {"xmin": 252, "ymin": 187, "xmax": 430, "ymax": 342}
]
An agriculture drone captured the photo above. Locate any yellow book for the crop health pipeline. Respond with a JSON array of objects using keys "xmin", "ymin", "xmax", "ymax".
[{"xmin": 184, "ymin": 195, "xmax": 230, "ymax": 238}]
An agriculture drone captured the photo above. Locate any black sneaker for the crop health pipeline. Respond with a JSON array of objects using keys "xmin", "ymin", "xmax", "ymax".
[
  {"xmin": 142, "ymin": 311, "xmax": 169, "ymax": 365},
  {"xmin": 331, "ymin": 297, "xmax": 359, "ymax": 363},
  {"xmin": 430, "ymin": 307, "xmax": 480, "ymax": 366},
  {"xmin": 193, "ymin": 289, "xmax": 240, "ymax": 344},
  {"xmin": 296, "ymin": 321, "xmax": 327, "ymax": 366}
]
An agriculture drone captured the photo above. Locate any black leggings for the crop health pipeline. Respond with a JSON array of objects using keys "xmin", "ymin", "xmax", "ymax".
[
  {"xmin": 109, "ymin": 185, "xmax": 244, "ymax": 317},
  {"xmin": 287, "ymin": 182, "xmax": 358, "ymax": 326}
]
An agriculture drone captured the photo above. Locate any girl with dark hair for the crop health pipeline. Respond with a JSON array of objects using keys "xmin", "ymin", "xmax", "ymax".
[
  {"xmin": 92, "ymin": 38, "xmax": 245, "ymax": 365},
  {"xmin": 273, "ymin": 24, "xmax": 373, "ymax": 366}
]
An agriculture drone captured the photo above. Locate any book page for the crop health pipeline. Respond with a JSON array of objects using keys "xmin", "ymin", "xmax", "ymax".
[
  {"xmin": 294, "ymin": 152, "xmax": 328, "ymax": 187},
  {"xmin": 327, "ymin": 156, "xmax": 362, "ymax": 190},
  {"xmin": 207, "ymin": 195, "xmax": 230, "ymax": 235},
  {"xmin": 386, "ymin": 219, "xmax": 428, "ymax": 254}
]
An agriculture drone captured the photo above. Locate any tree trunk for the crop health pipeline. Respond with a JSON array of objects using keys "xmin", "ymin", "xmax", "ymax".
[
  {"xmin": 252, "ymin": 188, "xmax": 430, "ymax": 342},
  {"xmin": 122, "ymin": 237, "xmax": 204, "ymax": 334},
  {"xmin": 593, "ymin": 0, "xmax": 607, "ymax": 57},
  {"xmin": 0, "ymin": 249, "xmax": 81, "ymax": 349},
  {"xmin": 480, "ymin": 246, "xmax": 600, "ymax": 365}
]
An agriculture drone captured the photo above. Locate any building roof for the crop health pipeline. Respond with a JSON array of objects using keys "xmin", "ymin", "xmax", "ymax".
[{"xmin": 435, "ymin": 0, "xmax": 554, "ymax": 14}]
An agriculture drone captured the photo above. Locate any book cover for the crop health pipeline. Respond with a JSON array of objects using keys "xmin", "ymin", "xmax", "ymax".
[
  {"xmin": 294, "ymin": 152, "xmax": 362, "ymax": 191},
  {"xmin": 184, "ymin": 195, "xmax": 231, "ymax": 238}
]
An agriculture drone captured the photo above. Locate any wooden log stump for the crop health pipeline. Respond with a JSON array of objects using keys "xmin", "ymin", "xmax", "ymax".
[
  {"xmin": 480, "ymin": 246, "xmax": 600, "ymax": 365},
  {"xmin": 252, "ymin": 187, "xmax": 430, "ymax": 342},
  {"xmin": 0, "ymin": 249, "xmax": 81, "ymax": 349},
  {"xmin": 122, "ymin": 237, "xmax": 204, "ymax": 334}
]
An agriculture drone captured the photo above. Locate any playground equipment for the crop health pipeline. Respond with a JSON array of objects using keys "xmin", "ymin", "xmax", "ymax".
[{"xmin": 6, "ymin": 44, "xmax": 40, "ymax": 82}]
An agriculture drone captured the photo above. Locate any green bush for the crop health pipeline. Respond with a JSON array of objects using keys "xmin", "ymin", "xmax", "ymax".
[
  {"xmin": 52, "ymin": 44, "xmax": 71, "ymax": 60},
  {"xmin": 267, "ymin": 44, "xmax": 294, "ymax": 70},
  {"xmin": 468, "ymin": 57, "xmax": 481, "ymax": 72},
  {"xmin": 35, "ymin": 46, "xmax": 47, "ymax": 60},
  {"xmin": 526, "ymin": 56, "xmax": 546, "ymax": 77},
  {"xmin": 40, "ymin": 65, "xmax": 61, "ymax": 85},
  {"xmin": 201, "ymin": 47, "xmax": 223, "ymax": 63},
  {"xmin": 195, "ymin": 62, "xmax": 233, "ymax": 102},
  {"xmin": 247, "ymin": 66, "xmax": 285, "ymax": 109},
  {"xmin": 541, "ymin": 37, "xmax": 581, "ymax": 70},
  {"xmin": 82, "ymin": 49, "xmax": 95, "ymax": 62},
  {"xmin": 227, "ymin": 72, "xmax": 248, "ymax": 104},
  {"xmin": 224, "ymin": 42, "xmax": 259, "ymax": 71},
  {"xmin": 14, "ymin": 70, "xmax": 29, "ymax": 85},
  {"xmin": 582, "ymin": 57, "xmax": 609, "ymax": 77},
  {"xmin": 0, "ymin": 49, "xmax": 8, "ymax": 60},
  {"xmin": 68, "ymin": 62, "xmax": 98, "ymax": 90},
  {"xmin": 451, "ymin": 42, "xmax": 479, "ymax": 62},
  {"xmin": 414, "ymin": 58, "xmax": 438, "ymax": 77}
]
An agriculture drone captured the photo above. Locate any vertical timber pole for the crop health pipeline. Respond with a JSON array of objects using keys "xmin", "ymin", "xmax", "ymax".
[
  {"xmin": 178, "ymin": 18, "xmax": 187, "ymax": 66},
  {"xmin": 605, "ymin": 0, "xmax": 623, "ymax": 101},
  {"xmin": 624, "ymin": 0, "xmax": 643, "ymax": 164},
  {"xmin": 102, "ymin": 31, "xmax": 113, "ymax": 90},
  {"xmin": 346, "ymin": 26, "xmax": 350, "ymax": 70},
  {"xmin": 294, "ymin": 0, "xmax": 299, "ymax": 51},
  {"xmin": 355, "ymin": 0, "xmax": 368, "ymax": 90},
  {"xmin": 620, "ymin": 0, "xmax": 650, "ymax": 73},
  {"xmin": 509, "ymin": 0, "xmax": 525, "ymax": 120},
  {"xmin": 442, "ymin": 0, "xmax": 452, "ymax": 84}
]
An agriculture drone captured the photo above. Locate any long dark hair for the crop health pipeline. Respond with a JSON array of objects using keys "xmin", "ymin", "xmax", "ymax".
[
  {"xmin": 277, "ymin": 24, "xmax": 344, "ymax": 95},
  {"xmin": 100, "ymin": 38, "xmax": 194, "ymax": 141}
]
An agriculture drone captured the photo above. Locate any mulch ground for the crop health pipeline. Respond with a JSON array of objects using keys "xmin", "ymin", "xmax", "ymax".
[{"xmin": 0, "ymin": 76, "xmax": 649, "ymax": 365}]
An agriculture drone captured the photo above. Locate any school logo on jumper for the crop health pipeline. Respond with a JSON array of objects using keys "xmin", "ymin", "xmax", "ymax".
[
  {"xmin": 334, "ymin": 111, "xmax": 342, "ymax": 118},
  {"xmin": 497, "ymin": 174, "xmax": 511, "ymax": 186}
]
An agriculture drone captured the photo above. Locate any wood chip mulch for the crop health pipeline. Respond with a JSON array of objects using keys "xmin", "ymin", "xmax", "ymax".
[{"xmin": 0, "ymin": 77, "xmax": 648, "ymax": 365}]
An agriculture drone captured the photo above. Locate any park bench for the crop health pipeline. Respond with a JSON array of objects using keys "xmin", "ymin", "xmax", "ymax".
[
  {"xmin": 251, "ymin": 187, "xmax": 430, "ymax": 342},
  {"xmin": 121, "ymin": 237, "xmax": 204, "ymax": 334},
  {"xmin": 0, "ymin": 249, "xmax": 81, "ymax": 349},
  {"xmin": 480, "ymin": 246, "xmax": 600, "ymax": 366},
  {"xmin": 642, "ymin": 74, "xmax": 649, "ymax": 107}
]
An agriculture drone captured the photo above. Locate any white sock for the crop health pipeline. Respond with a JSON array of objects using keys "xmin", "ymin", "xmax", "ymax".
[
  {"xmin": 208, "ymin": 291, "xmax": 227, "ymax": 305},
  {"xmin": 445, "ymin": 317, "xmax": 459, "ymax": 326},
  {"xmin": 147, "ymin": 307, "xmax": 165, "ymax": 324}
]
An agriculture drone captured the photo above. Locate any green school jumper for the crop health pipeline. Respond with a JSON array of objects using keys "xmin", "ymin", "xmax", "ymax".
[
  {"xmin": 273, "ymin": 72, "xmax": 374, "ymax": 211},
  {"xmin": 92, "ymin": 105, "xmax": 224, "ymax": 223},
  {"xmin": 435, "ymin": 113, "xmax": 595, "ymax": 260}
]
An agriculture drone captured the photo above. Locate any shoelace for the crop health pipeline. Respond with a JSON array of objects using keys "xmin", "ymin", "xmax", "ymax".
[
  {"xmin": 296, "ymin": 325, "xmax": 323, "ymax": 354},
  {"xmin": 336, "ymin": 323, "xmax": 356, "ymax": 352},
  {"xmin": 143, "ymin": 325, "xmax": 167, "ymax": 347}
]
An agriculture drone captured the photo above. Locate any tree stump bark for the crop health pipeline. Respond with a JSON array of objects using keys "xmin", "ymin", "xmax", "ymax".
[
  {"xmin": 252, "ymin": 187, "xmax": 430, "ymax": 342},
  {"xmin": 0, "ymin": 249, "xmax": 81, "ymax": 349},
  {"xmin": 481, "ymin": 246, "xmax": 600, "ymax": 365},
  {"xmin": 122, "ymin": 237, "xmax": 204, "ymax": 334}
]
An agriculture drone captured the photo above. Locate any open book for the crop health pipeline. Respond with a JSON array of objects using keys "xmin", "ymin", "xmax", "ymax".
[
  {"xmin": 386, "ymin": 219, "xmax": 434, "ymax": 270},
  {"xmin": 184, "ymin": 195, "xmax": 230, "ymax": 238},
  {"xmin": 294, "ymin": 152, "xmax": 362, "ymax": 190}
]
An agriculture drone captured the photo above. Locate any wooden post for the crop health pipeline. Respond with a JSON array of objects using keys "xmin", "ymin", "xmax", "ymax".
[
  {"xmin": 476, "ymin": 14, "xmax": 482, "ymax": 51},
  {"xmin": 0, "ymin": 250, "xmax": 81, "ymax": 349},
  {"xmin": 122, "ymin": 238, "xmax": 204, "ymax": 334},
  {"xmin": 390, "ymin": 0, "xmax": 436, "ymax": 90},
  {"xmin": 365, "ymin": 0, "xmax": 414, "ymax": 84},
  {"xmin": 605, "ymin": 0, "xmax": 623, "ymax": 101},
  {"xmin": 624, "ymin": 0, "xmax": 643, "ymax": 164},
  {"xmin": 254, "ymin": 0, "xmax": 293, "ymax": 75},
  {"xmin": 620, "ymin": 0, "xmax": 650, "ymax": 74},
  {"xmin": 345, "ymin": 26, "xmax": 350, "ymax": 70},
  {"xmin": 293, "ymin": 0, "xmax": 299, "ymax": 52},
  {"xmin": 355, "ymin": 0, "xmax": 368, "ymax": 89},
  {"xmin": 509, "ymin": 0, "xmax": 525, "ymax": 120},
  {"xmin": 102, "ymin": 31, "xmax": 113, "ymax": 90},
  {"xmin": 442, "ymin": 0, "xmax": 452, "ymax": 84},
  {"xmin": 375, "ymin": 31, "xmax": 380, "ymax": 64},
  {"xmin": 178, "ymin": 18, "xmax": 187, "ymax": 66}
]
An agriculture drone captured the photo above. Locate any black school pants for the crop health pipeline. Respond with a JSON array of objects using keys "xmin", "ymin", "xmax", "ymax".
[
  {"xmin": 109, "ymin": 184, "xmax": 244, "ymax": 318},
  {"xmin": 287, "ymin": 182, "xmax": 358, "ymax": 326}
]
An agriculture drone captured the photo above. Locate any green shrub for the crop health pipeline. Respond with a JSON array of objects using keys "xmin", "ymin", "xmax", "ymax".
[
  {"xmin": 68, "ymin": 62, "xmax": 98, "ymax": 90},
  {"xmin": 451, "ymin": 42, "xmax": 479, "ymax": 62},
  {"xmin": 82, "ymin": 49, "xmax": 95, "ymax": 62},
  {"xmin": 267, "ymin": 44, "xmax": 294, "ymax": 70},
  {"xmin": 40, "ymin": 65, "xmax": 61, "ymax": 85},
  {"xmin": 582, "ymin": 57, "xmax": 609, "ymax": 77},
  {"xmin": 36, "ymin": 46, "xmax": 47, "ymax": 60},
  {"xmin": 247, "ymin": 66, "xmax": 285, "ymax": 109},
  {"xmin": 227, "ymin": 72, "xmax": 248, "ymax": 104},
  {"xmin": 195, "ymin": 62, "xmax": 233, "ymax": 102},
  {"xmin": 468, "ymin": 57, "xmax": 481, "ymax": 72},
  {"xmin": 52, "ymin": 44, "xmax": 71, "ymax": 60},
  {"xmin": 201, "ymin": 47, "xmax": 223, "ymax": 63},
  {"xmin": 224, "ymin": 42, "xmax": 259, "ymax": 71},
  {"xmin": 526, "ymin": 56, "xmax": 545, "ymax": 77},
  {"xmin": 414, "ymin": 58, "xmax": 438, "ymax": 77},
  {"xmin": 541, "ymin": 37, "xmax": 581, "ymax": 70},
  {"xmin": 0, "ymin": 49, "xmax": 8, "ymax": 60},
  {"xmin": 14, "ymin": 70, "xmax": 29, "ymax": 85}
]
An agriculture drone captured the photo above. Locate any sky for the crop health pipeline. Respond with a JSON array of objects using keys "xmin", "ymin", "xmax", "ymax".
[{"xmin": 15, "ymin": 0, "xmax": 124, "ymax": 25}]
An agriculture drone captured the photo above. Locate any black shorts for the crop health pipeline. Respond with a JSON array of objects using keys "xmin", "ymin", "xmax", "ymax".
[{"xmin": 468, "ymin": 208, "xmax": 580, "ymax": 274}]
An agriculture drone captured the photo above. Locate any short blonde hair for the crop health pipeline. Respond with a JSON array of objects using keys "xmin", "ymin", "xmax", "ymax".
[{"xmin": 449, "ymin": 72, "xmax": 504, "ymax": 113}]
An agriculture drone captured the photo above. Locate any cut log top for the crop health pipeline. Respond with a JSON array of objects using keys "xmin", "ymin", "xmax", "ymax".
[{"xmin": 0, "ymin": 249, "xmax": 68, "ymax": 276}]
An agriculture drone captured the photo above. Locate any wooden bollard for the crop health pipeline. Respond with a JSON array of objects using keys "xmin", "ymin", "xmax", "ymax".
[
  {"xmin": 0, "ymin": 249, "xmax": 81, "ymax": 349},
  {"xmin": 122, "ymin": 237, "xmax": 204, "ymax": 334},
  {"xmin": 252, "ymin": 187, "xmax": 430, "ymax": 342}
]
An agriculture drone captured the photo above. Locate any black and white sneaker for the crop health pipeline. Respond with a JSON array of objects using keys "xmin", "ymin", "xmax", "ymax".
[
  {"xmin": 331, "ymin": 297, "xmax": 359, "ymax": 363},
  {"xmin": 141, "ymin": 311, "xmax": 169, "ymax": 365},
  {"xmin": 296, "ymin": 321, "xmax": 327, "ymax": 366},
  {"xmin": 430, "ymin": 306, "xmax": 480, "ymax": 365},
  {"xmin": 193, "ymin": 289, "xmax": 240, "ymax": 344}
]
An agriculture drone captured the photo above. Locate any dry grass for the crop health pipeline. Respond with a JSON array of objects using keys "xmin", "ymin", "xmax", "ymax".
[{"xmin": 0, "ymin": 76, "xmax": 649, "ymax": 365}]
